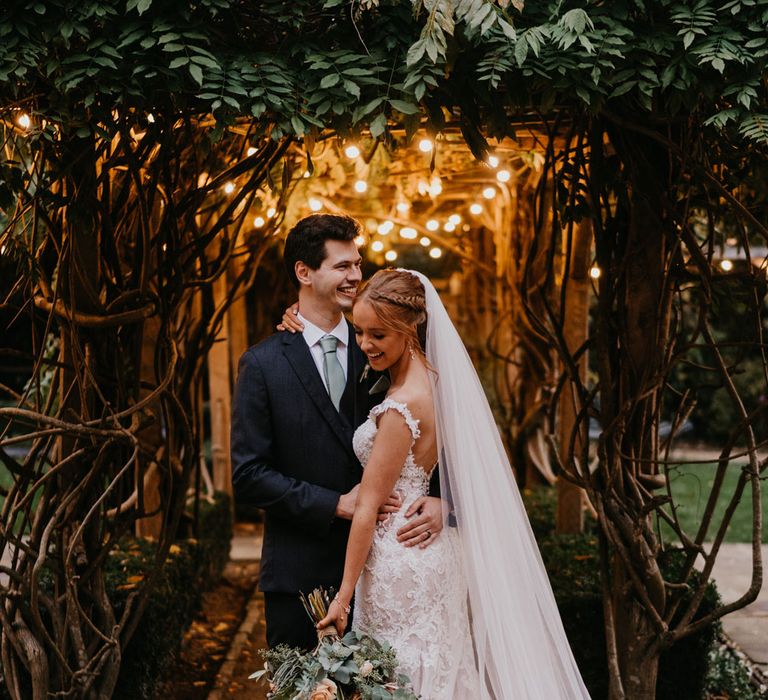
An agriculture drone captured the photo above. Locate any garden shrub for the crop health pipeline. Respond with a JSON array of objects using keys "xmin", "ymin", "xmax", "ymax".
[
  {"xmin": 110, "ymin": 492, "xmax": 233, "ymax": 699},
  {"xmin": 525, "ymin": 488, "xmax": 721, "ymax": 700}
]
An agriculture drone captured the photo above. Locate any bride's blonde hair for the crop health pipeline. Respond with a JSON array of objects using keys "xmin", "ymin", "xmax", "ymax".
[{"xmin": 354, "ymin": 269, "xmax": 428, "ymax": 358}]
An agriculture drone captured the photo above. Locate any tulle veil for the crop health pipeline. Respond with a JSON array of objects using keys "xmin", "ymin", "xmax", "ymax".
[{"xmin": 404, "ymin": 268, "xmax": 590, "ymax": 699}]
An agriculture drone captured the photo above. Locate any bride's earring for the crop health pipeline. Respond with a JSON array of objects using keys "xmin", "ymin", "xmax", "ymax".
[{"xmin": 408, "ymin": 343, "xmax": 417, "ymax": 361}]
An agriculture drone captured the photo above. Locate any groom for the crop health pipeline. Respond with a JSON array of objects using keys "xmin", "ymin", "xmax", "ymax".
[{"xmin": 231, "ymin": 214, "xmax": 442, "ymax": 650}]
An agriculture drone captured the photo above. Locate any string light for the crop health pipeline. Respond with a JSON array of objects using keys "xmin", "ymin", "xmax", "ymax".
[
  {"xmin": 254, "ymin": 216, "xmax": 266, "ymax": 228},
  {"xmin": 377, "ymin": 221, "xmax": 394, "ymax": 235},
  {"xmin": 429, "ymin": 247, "xmax": 442, "ymax": 259},
  {"xmin": 590, "ymin": 265, "xmax": 601, "ymax": 279},
  {"xmin": 371, "ymin": 241, "xmax": 385, "ymax": 252},
  {"xmin": 345, "ymin": 144, "xmax": 361, "ymax": 159},
  {"xmin": 147, "ymin": 113, "xmax": 156, "ymax": 123},
  {"xmin": 487, "ymin": 155, "xmax": 499, "ymax": 168},
  {"xmin": 419, "ymin": 138, "xmax": 434, "ymax": 153},
  {"xmin": 448, "ymin": 214, "xmax": 461, "ymax": 226},
  {"xmin": 224, "ymin": 182, "xmax": 235, "ymax": 194},
  {"xmin": 247, "ymin": 147, "xmax": 257, "ymax": 157},
  {"xmin": 443, "ymin": 221, "xmax": 456, "ymax": 232},
  {"xmin": 720, "ymin": 259, "xmax": 734, "ymax": 272},
  {"xmin": 309, "ymin": 198, "xmax": 323, "ymax": 211},
  {"xmin": 354, "ymin": 235, "xmax": 366, "ymax": 247},
  {"xmin": 482, "ymin": 187, "xmax": 496, "ymax": 200},
  {"xmin": 396, "ymin": 202, "xmax": 410, "ymax": 214},
  {"xmin": 496, "ymin": 169, "xmax": 511, "ymax": 183},
  {"xmin": 267, "ymin": 207, "xmax": 276, "ymax": 218},
  {"xmin": 400, "ymin": 227, "xmax": 418, "ymax": 240},
  {"xmin": 429, "ymin": 176, "xmax": 443, "ymax": 196},
  {"xmin": 426, "ymin": 219, "xmax": 439, "ymax": 232},
  {"xmin": 470, "ymin": 203, "xmax": 483, "ymax": 215},
  {"xmin": 385, "ymin": 250, "xmax": 398, "ymax": 262},
  {"xmin": 303, "ymin": 170, "xmax": 311, "ymax": 178},
  {"xmin": 17, "ymin": 113, "xmax": 31, "ymax": 130},
  {"xmin": 420, "ymin": 237, "xmax": 431, "ymax": 247},
  {"xmin": 354, "ymin": 180, "xmax": 368, "ymax": 193}
]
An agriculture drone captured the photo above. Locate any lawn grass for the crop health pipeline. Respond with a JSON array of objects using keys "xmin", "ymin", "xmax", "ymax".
[{"xmin": 661, "ymin": 461, "xmax": 768, "ymax": 543}]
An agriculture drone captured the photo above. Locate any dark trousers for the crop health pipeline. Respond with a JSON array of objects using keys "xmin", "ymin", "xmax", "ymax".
[
  {"xmin": 264, "ymin": 592, "xmax": 318, "ymax": 651},
  {"xmin": 264, "ymin": 591, "xmax": 354, "ymax": 651}
]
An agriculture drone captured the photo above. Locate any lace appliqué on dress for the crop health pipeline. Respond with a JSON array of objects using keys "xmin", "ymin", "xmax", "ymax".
[{"xmin": 351, "ymin": 399, "xmax": 481, "ymax": 700}]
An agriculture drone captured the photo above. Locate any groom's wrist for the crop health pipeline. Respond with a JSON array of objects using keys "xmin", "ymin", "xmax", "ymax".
[{"xmin": 335, "ymin": 492, "xmax": 353, "ymax": 520}]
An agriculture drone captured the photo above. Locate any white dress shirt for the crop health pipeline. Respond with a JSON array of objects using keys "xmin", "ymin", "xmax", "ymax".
[{"xmin": 298, "ymin": 313, "xmax": 349, "ymax": 392}]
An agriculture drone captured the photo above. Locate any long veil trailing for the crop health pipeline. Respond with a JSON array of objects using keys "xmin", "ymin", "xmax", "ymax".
[{"xmin": 405, "ymin": 269, "xmax": 591, "ymax": 699}]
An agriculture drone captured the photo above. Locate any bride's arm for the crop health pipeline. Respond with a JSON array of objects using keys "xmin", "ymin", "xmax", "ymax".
[{"xmin": 317, "ymin": 410, "xmax": 413, "ymax": 633}]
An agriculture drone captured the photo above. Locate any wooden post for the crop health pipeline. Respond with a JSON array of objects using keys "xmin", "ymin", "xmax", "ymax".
[
  {"xmin": 556, "ymin": 219, "xmax": 592, "ymax": 534},
  {"xmin": 208, "ymin": 270, "xmax": 233, "ymax": 496}
]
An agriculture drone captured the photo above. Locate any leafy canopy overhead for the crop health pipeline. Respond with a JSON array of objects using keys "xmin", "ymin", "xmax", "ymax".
[{"xmin": 0, "ymin": 0, "xmax": 767, "ymax": 145}]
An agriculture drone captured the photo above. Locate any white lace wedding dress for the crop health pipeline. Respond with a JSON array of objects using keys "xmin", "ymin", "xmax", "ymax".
[{"xmin": 351, "ymin": 398, "xmax": 482, "ymax": 699}]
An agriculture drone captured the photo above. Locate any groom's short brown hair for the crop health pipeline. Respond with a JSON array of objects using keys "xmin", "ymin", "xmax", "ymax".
[{"xmin": 283, "ymin": 214, "xmax": 361, "ymax": 288}]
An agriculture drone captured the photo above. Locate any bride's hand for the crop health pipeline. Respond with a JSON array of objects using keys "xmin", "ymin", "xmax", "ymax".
[
  {"xmin": 377, "ymin": 490, "xmax": 403, "ymax": 523},
  {"xmin": 396, "ymin": 496, "xmax": 443, "ymax": 548},
  {"xmin": 276, "ymin": 303, "xmax": 302, "ymax": 333},
  {"xmin": 317, "ymin": 597, "xmax": 349, "ymax": 635}
]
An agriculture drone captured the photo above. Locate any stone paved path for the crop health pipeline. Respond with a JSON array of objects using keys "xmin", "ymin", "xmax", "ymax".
[{"xmin": 710, "ymin": 543, "xmax": 768, "ymax": 675}]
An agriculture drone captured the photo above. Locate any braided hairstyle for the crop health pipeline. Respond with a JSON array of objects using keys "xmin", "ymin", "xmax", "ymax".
[{"xmin": 355, "ymin": 269, "xmax": 428, "ymax": 357}]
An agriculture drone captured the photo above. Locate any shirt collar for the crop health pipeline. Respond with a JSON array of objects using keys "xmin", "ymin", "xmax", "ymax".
[{"xmin": 298, "ymin": 312, "xmax": 349, "ymax": 348}]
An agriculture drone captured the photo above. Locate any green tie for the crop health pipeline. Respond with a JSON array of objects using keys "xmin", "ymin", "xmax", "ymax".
[{"xmin": 319, "ymin": 335, "xmax": 345, "ymax": 411}]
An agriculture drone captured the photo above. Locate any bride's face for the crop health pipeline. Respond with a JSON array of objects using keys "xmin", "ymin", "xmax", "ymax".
[{"xmin": 353, "ymin": 300, "xmax": 409, "ymax": 371}]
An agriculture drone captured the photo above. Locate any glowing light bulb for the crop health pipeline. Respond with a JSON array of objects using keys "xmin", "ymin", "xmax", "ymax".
[
  {"xmin": 419, "ymin": 138, "xmax": 434, "ymax": 153},
  {"xmin": 487, "ymin": 155, "xmax": 499, "ymax": 168},
  {"xmin": 443, "ymin": 221, "xmax": 456, "ymax": 232},
  {"xmin": 429, "ymin": 177, "xmax": 442, "ymax": 196},
  {"xmin": 496, "ymin": 169, "xmax": 511, "ymax": 183},
  {"xmin": 371, "ymin": 241, "xmax": 385, "ymax": 252},
  {"xmin": 147, "ymin": 113, "xmax": 155, "ymax": 123},
  {"xmin": 720, "ymin": 259, "xmax": 734, "ymax": 272},
  {"xmin": 354, "ymin": 235, "xmax": 366, "ymax": 247},
  {"xmin": 17, "ymin": 113, "xmax": 31, "ymax": 130},
  {"xmin": 345, "ymin": 144, "xmax": 361, "ymax": 159},
  {"xmin": 309, "ymin": 198, "xmax": 323, "ymax": 212},
  {"xmin": 400, "ymin": 227, "xmax": 417, "ymax": 240},
  {"xmin": 267, "ymin": 207, "xmax": 276, "ymax": 218},
  {"xmin": 429, "ymin": 247, "xmax": 442, "ymax": 259},
  {"xmin": 377, "ymin": 221, "xmax": 394, "ymax": 235},
  {"xmin": 354, "ymin": 180, "xmax": 368, "ymax": 193},
  {"xmin": 426, "ymin": 219, "xmax": 439, "ymax": 232},
  {"xmin": 448, "ymin": 214, "xmax": 461, "ymax": 226},
  {"xmin": 590, "ymin": 265, "xmax": 601, "ymax": 279},
  {"xmin": 247, "ymin": 146, "xmax": 257, "ymax": 156},
  {"xmin": 482, "ymin": 187, "xmax": 496, "ymax": 200},
  {"xmin": 224, "ymin": 181, "xmax": 235, "ymax": 194},
  {"xmin": 470, "ymin": 203, "xmax": 483, "ymax": 215},
  {"xmin": 420, "ymin": 237, "xmax": 431, "ymax": 247},
  {"xmin": 254, "ymin": 216, "xmax": 266, "ymax": 228},
  {"xmin": 303, "ymin": 170, "xmax": 311, "ymax": 178},
  {"xmin": 385, "ymin": 250, "xmax": 398, "ymax": 262},
  {"xmin": 396, "ymin": 202, "xmax": 410, "ymax": 214}
]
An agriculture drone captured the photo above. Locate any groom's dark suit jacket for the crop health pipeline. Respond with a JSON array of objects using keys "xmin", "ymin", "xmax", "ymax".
[{"xmin": 231, "ymin": 323, "xmax": 382, "ymax": 594}]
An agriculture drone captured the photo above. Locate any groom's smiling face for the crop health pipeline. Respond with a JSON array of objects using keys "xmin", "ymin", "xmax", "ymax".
[{"xmin": 305, "ymin": 239, "xmax": 363, "ymax": 313}]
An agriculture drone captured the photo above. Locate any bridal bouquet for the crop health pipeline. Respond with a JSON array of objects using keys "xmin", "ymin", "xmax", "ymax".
[{"xmin": 250, "ymin": 588, "xmax": 419, "ymax": 700}]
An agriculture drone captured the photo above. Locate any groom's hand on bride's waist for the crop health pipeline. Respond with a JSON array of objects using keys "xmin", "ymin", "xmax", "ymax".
[
  {"xmin": 396, "ymin": 496, "xmax": 443, "ymax": 548},
  {"xmin": 334, "ymin": 484, "xmax": 403, "ymax": 520}
]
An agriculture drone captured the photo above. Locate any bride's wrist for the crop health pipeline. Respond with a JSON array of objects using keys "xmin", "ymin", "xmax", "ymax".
[{"xmin": 333, "ymin": 593, "xmax": 351, "ymax": 613}]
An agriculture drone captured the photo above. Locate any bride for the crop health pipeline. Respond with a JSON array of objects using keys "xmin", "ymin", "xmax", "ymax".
[{"xmin": 315, "ymin": 268, "xmax": 591, "ymax": 699}]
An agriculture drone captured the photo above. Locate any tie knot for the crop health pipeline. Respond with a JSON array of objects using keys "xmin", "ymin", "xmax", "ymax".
[{"xmin": 319, "ymin": 335, "xmax": 339, "ymax": 354}]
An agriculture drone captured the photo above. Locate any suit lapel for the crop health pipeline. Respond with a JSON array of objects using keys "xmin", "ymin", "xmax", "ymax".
[{"xmin": 282, "ymin": 331, "xmax": 354, "ymax": 456}]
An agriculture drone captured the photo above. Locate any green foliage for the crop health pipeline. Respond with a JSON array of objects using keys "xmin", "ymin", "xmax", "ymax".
[
  {"xmin": 110, "ymin": 493, "xmax": 233, "ymax": 700},
  {"xmin": 704, "ymin": 642, "xmax": 767, "ymax": 699},
  {"xmin": 524, "ymin": 488, "xmax": 725, "ymax": 700},
  {"xmin": 1, "ymin": 0, "xmax": 767, "ymax": 149}
]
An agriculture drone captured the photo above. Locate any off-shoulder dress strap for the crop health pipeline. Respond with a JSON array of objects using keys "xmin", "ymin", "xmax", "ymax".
[{"xmin": 369, "ymin": 398, "xmax": 421, "ymax": 443}]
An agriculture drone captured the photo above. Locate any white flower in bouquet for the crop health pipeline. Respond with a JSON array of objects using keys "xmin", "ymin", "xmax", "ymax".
[{"xmin": 359, "ymin": 660, "xmax": 374, "ymax": 677}]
